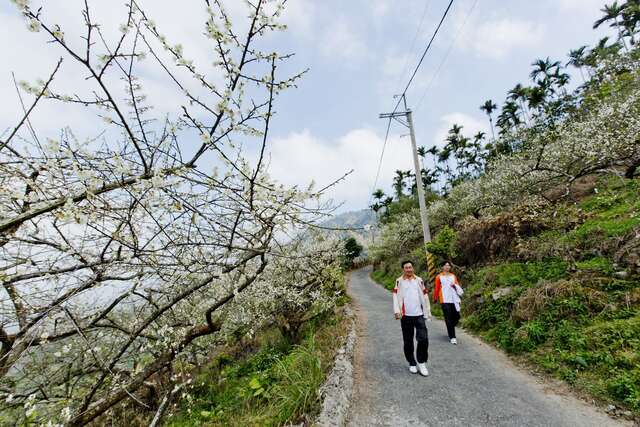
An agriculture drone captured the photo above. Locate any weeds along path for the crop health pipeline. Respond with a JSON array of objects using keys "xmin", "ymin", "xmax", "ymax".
[{"xmin": 347, "ymin": 266, "xmax": 628, "ymax": 427}]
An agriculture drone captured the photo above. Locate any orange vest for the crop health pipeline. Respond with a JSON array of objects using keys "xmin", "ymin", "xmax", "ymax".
[{"xmin": 433, "ymin": 272, "xmax": 461, "ymax": 303}]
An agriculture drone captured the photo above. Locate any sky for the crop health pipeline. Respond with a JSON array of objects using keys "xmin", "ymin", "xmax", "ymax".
[{"xmin": 1, "ymin": 0, "xmax": 615, "ymax": 214}]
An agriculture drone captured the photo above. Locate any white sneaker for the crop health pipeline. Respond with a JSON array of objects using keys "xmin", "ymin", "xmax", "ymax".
[
  {"xmin": 417, "ymin": 363, "xmax": 429, "ymax": 377},
  {"xmin": 409, "ymin": 365, "xmax": 418, "ymax": 374},
  {"xmin": 450, "ymin": 338, "xmax": 458, "ymax": 345}
]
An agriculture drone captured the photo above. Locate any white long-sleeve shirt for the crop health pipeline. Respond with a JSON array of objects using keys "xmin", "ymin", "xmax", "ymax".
[
  {"xmin": 392, "ymin": 275, "xmax": 432, "ymax": 318},
  {"xmin": 434, "ymin": 272, "xmax": 464, "ymax": 312}
]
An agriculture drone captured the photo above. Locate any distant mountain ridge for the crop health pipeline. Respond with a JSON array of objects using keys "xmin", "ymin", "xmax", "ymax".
[
  {"xmin": 322, "ymin": 208, "xmax": 375, "ymax": 230},
  {"xmin": 321, "ymin": 208, "xmax": 376, "ymax": 251}
]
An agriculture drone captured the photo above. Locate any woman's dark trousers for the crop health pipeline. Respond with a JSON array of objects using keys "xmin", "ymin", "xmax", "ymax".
[{"xmin": 441, "ymin": 303, "xmax": 460, "ymax": 339}]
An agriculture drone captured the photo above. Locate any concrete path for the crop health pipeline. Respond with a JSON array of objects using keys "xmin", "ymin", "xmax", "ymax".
[{"xmin": 347, "ymin": 267, "xmax": 627, "ymax": 427}]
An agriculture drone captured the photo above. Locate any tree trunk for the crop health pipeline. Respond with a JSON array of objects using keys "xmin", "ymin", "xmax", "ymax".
[{"xmin": 625, "ymin": 158, "xmax": 640, "ymax": 179}]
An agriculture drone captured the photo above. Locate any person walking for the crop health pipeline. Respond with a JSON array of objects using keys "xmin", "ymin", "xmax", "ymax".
[
  {"xmin": 433, "ymin": 261, "xmax": 464, "ymax": 344},
  {"xmin": 393, "ymin": 260, "xmax": 432, "ymax": 376}
]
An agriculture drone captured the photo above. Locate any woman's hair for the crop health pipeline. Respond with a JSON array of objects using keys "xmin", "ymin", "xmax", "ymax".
[
  {"xmin": 442, "ymin": 261, "xmax": 451, "ymax": 267},
  {"xmin": 401, "ymin": 260, "xmax": 413, "ymax": 268}
]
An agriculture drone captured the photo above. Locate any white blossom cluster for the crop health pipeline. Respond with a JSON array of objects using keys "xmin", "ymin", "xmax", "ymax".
[
  {"xmin": 369, "ymin": 210, "xmax": 422, "ymax": 264},
  {"xmin": 425, "ymin": 59, "xmax": 640, "ymax": 227},
  {"xmin": 0, "ymin": 1, "xmax": 339, "ymax": 425}
]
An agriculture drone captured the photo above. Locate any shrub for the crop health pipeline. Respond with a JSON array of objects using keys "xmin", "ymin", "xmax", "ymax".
[{"xmin": 425, "ymin": 225, "xmax": 457, "ymax": 262}]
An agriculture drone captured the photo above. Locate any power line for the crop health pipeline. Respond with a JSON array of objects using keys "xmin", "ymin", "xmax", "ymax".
[
  {"xmin": 415, "ymin": 0, "xmax": 479, "ymax": 112},
  {"xmin": 394, "ymin": 1, "xmax": 432, "ymax": 92},
  {"xmin": 369, "ymin": 0, "xmax": 456, "ymax": 205},
  {"xmin": 392, "ymin": 0, "xmax": 455, "ymax": 114},
  {"xmin": 368, "ymin": 117, "xmax": 393, "ymax": 207}
]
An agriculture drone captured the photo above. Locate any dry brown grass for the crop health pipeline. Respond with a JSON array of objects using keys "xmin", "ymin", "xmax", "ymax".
[
  {"xmin": 455, "ymin": 202, "xmax": 581, "ymax": 265},
  {"xmin": 543, "ymin": 174, "xmax": 599, "ymax": 201},
  {"xmin": 614, "ymin": 224, "xmax": 640, "ymax": 273},
  {"xmin": 512, "ymin": 280, "xmax": 607, "ymax": 322}
]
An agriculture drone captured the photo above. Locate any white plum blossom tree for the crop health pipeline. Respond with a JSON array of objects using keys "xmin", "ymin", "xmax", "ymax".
[{"xmin": 0, "ymin": 1, "xmax": 342, "ymax": 424}]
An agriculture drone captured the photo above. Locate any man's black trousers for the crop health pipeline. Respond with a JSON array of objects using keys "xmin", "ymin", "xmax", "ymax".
[
  {"xmin": 400, "ymin": 315, "xmax": 429, "ymax": 366},
  {"xmin": 441, "ymin": 302, "xmax": 461, "ymax": 339}
]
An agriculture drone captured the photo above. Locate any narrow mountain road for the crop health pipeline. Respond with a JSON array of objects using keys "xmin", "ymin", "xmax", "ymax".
[{"xmin": 347, "ymin": 267, "xmax": 628, "ymax": 427}]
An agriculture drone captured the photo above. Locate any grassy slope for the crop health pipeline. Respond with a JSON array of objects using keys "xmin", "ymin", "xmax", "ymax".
[
  {"xmin": 165, "ymin": 309, "xmax": 350, "ymax": 426},
  {"xmin": 373, "ymin": 177, "xmax": 640, "ymax": 415}
]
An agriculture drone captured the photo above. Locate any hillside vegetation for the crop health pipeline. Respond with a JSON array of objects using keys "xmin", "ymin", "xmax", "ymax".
[{"xmin": 370, "ymin": 2, "xmax": 640, "ymax": 417}]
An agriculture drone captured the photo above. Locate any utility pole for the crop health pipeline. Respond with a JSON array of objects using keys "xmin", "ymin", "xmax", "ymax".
[{"xmin": 379, "ymin": 95, "xmax": 431, "ymax": 244}]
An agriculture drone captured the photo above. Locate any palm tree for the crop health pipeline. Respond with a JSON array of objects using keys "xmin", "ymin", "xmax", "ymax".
[
  {"xmin": 404, "ymin": 170, "xmax": 417, "ymax": 195},
  {"xmin": 497, "ymin": 101, "xmax": 521, "ymax": 134},
  {"xmin": 480, "ymin": 100, "xmax": 497, "ymax": 140},
  {"xmin": 372, "ymin": 188, "xmax": 385, "ymax": 202},
  {"xmin": 421, "ymin": 145, "xmax": 439, "ymax": 173},
  {"xmin": 370, "ymin": 202, "xmax": 381, "ymax": 215},
  {"xmin": 567, "ymin": 45, "xmax": 589, "ymax": 83},
  {"xmin": 587, "ymin": 37, "xmax": 623, "ymax": 65},
  {"xmin": 594, "ymin": 2, "xmax": 629, "ymax": 51},
  {"xmin": 530, "ymin": 57, "xmax": 561, "ymax": 84},
  {"xmin": 392, "ymin": 170, "xmax": 405, "ymax": 199},
  {"xmin": 621, "ymin": 1, "xmax": 640, "ymax": 45},
  {"xmin": 552, "ymin": 70, "xmax": 571, "ymax": 96},
  {"xmin": 370, "ymin": 189, "xmax": 385, "ymax": 219},
  {"xmin": 449, "ymin": 124, "xmax": 463, "ymax": 137},
  {"xmin": 417, "ymin": 146, "xmax": 427, "ymax": 159},
  {"xmin": 508, "ymin": 83, "xmax": 530, "ymax": 124},
  {"xmin": 472, "ymin": 131, "xmax": 486, "ymax": 171},
  {"xmin": 421, "ymin": 168, "xmax": 439, "ymax": 188},
  {"xmin": 526, "ymin": 86, "xmax": 547, "ymax": 113}
]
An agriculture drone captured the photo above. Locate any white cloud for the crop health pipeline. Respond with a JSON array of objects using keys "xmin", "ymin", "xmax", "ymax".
[
  {"xmin": 280, "ymin": 0, "xmax": 316, "ymax": 39},
  {"xmin": 461, "ymin": 17, "xmax": 545, "ymax": 59},
  {"xmin": 266, "ymin": 128, "xmax": 414, "ymax": 211},
  {"xmin": 432, "ymin": 112, "xmax": 488, "ymax": 148},
  {"xmin": 319, "ymin": 16, "xmax": 368, "ymax": 61}
]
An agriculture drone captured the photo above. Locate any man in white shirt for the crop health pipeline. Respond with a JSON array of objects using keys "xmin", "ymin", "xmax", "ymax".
[{"xmin": 392, "ymin": 260, "xmax": 432, "ymax": 376}]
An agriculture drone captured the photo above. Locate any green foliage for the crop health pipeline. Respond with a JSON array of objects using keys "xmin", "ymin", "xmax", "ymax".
[
  {"xmin": 425, "ymin": 225, "xmax": 457, "ymax": 262},
  {"xmin": 379, "ymin": 196, "xmax": 419, "ymax": 224},
  {"xmin": 342, "ymin": 237, "xmax": 363, "ymax": 267},
  {"xmin": 167, "ymin": 316, "xmax": 344, "ymax": 426},
  {"xmin": 370, "ymin": 269, "xmax": 396, "ymax": 291},
  {"xmin": 468, "ymin": 259, "xmax": 568, "ymax": 292}
]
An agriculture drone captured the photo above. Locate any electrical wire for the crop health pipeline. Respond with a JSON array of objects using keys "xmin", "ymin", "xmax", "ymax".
[
  {"xmin": 392, "ymin": 0, "xmax": 455, "ymax": 114},
  {"xmin": 394, "ymin": 1, "xmax": 432, "ymax": 92},
  {"xmin": 369, "ymin": 0, "xmax": 456, "ymax": 205},
  {"xmin": 368, "ymin": 117, "xmax": 393, "ymax": 207},
  {"xmin": 414, "ymin": 0, "xmax": 479, "ymax": 112}
]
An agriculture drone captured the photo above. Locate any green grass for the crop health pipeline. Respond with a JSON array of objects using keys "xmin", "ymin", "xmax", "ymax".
[
  {"xmin": 560, "ymin": 178, "xmax": 640, "ymax": 250},
  {"xmin": 529, "ymin": 316, "xmax": 640, "ymax": 411},
  {"xmin": 166, "ymin": 314, "xmax": 346, "ymax": 426},
  {"xmin": 370, "ymin": 268, "xmax": 397, "ymax": 291},
  {"xmin": 467, "ymin": 259, "xmax": 568, "ymax": 292},
  {"xmin": 575, "ymin": 256, "xmax": 614, "ymax": 275}
]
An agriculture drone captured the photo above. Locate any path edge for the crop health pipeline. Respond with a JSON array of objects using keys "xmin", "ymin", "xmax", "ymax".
[{"xmin": 314, "ymin": 287, "xmax": 357, "ymax": 426}]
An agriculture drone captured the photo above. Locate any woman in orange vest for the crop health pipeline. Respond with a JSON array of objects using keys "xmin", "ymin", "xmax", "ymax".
[{"xmin": 433, "ymin": 261, "xmax": 464, "ymax": 344}]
